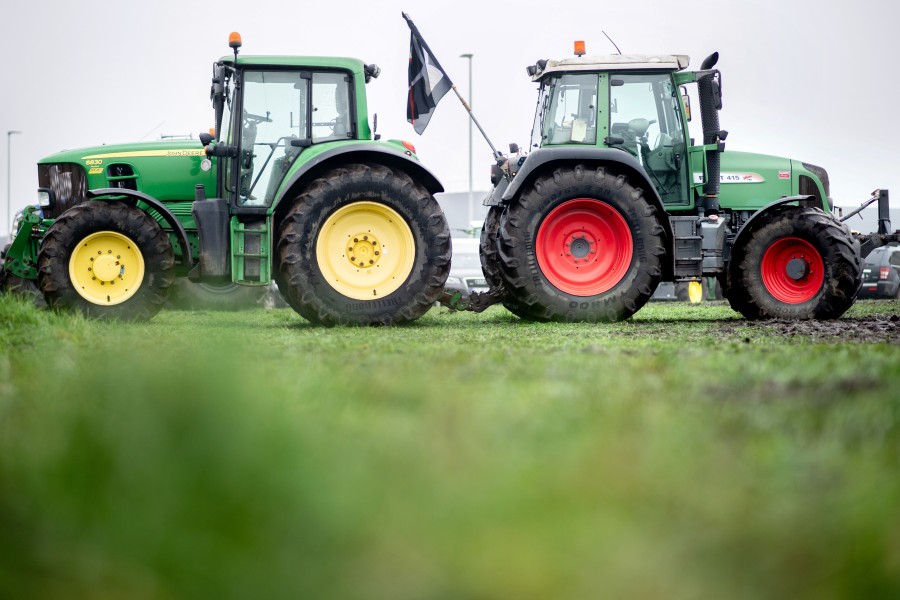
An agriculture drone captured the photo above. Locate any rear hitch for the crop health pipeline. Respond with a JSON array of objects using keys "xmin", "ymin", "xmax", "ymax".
[{"xmin": 439, "ymin": 287, "xmax": 505, "ymax": 313}]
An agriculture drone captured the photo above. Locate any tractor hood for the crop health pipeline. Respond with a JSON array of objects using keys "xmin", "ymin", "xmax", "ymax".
[
  {"xmin": 705, "ymin": 150, "xmax": 816, "ymax": 212},
  {"xmin": 37, "ymin": 140, "xmax": 217, "ymax": 216}
]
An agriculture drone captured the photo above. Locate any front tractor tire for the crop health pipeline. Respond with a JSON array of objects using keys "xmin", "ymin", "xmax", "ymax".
[
  {"xmin": 276, "ymin": 163, "xmax": 450, "ymax": 326},
  {"xmin": 498, "ymin": 165, "xmax": 666, "ymax": 322},
  {"xmin": 726, "ymin": 207, "xmax": 862, "ymax": 319},
  {"xmin": 37, "ymin": 201, "xmax": 175, "ymax": 321}
]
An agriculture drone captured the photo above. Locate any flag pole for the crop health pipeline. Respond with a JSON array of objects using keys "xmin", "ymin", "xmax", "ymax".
[{"xmin": 402, "ymin": 13, "xmax": 504, "ymax": 162}]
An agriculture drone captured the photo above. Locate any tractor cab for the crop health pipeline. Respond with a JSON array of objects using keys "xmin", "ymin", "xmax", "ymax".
[
  {"xmin": 527, "ymin": 51, "xmax": 713, "ymax": 210},
  {"xmin": 205, "ymin": 34, "xmax": 378, "ymax": 215}
]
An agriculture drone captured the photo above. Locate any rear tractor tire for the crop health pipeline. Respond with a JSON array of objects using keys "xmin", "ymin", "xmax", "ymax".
[
  {"xmin": 498, "ymin": 165, "xmax": 666, "ymax": 322},
  {"xmin": 37, "ymin": 201, "xmax": 175, "ymax": 321},
  {"xmin": 726, "ymin": 207, "xmax": 862, "ymax": 319},
  {"xmin": 276, "ymin": 163, "xmax": 450, "ymax": 325}
]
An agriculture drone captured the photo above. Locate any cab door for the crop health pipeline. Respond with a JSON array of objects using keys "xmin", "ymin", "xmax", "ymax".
[{"xmin": 607, "ymin": 73, "xmax": 691, "ymax": 206}]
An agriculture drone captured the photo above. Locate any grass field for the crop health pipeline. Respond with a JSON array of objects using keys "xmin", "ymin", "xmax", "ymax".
[{"xmin": 1, "ymin": 296, "xmax": 899, "ymax": 599}]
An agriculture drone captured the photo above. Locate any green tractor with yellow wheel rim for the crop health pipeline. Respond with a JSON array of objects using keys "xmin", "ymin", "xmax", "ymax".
[
  {"xmin": 1, "ymin": 33, "xmax": 450, "ymax": 325},
  {"xmin": 471, "ymin": 45, "xmax": 898, "ymax": 322}
]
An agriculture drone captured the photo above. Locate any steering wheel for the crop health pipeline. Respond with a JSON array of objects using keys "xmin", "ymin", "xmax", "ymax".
[{"xmin": 244, "ymin": 111, "xmax": 272, "ymax": 126}]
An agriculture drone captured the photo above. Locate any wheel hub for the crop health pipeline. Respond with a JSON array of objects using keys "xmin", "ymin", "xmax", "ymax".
[
  {"xmin": 91, "ymin": 253, "xmax": 122, "ymax": 283},
  {"xmin": 347, "ymin": 234, "xmax": 381, "ymax": 268},
  {"xmin": 785, "ymin": 257, "xmax": 809, "ymax": 281},
  {"xmin": 567, "ymin": 234, "xmax": 595, "ymax": 260}
]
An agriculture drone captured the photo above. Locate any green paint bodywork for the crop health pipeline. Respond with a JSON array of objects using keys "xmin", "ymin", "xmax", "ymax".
[
  {"xmin": 3, "ymin": 54, "xmax": 429, "ymax": 287},
  {"xmin": 536, "ymin": 67, "xmax": 830, "ymax": 214}
]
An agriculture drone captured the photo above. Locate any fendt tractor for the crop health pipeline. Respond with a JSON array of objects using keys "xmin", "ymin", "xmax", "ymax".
[
  {"xmin": 0, "ymin": 33, "xmax": 450, "ymax": 325},
  {"xmin": 466, "ymin": 45, "xmax": 898, "ymax": 322}
]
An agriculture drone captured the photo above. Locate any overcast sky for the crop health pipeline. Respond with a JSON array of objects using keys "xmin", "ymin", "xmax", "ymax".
[{"xmin": 2, "ymin": 0, "xmax": 898, "ymax": 233}]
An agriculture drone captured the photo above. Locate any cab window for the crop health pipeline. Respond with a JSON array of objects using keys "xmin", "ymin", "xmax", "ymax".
[{"xmin": 540, "ymin": 74, "xmax": 598, "ymax": 145}]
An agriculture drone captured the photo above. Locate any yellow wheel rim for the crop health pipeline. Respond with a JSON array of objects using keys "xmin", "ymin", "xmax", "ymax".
[
  {"xmin": 316, "ymin": 201, "xmax": 415, "ymax": 300},
  {"xmin": 69, "ymin": 231, "xmax": 145, "ymax": 305}
]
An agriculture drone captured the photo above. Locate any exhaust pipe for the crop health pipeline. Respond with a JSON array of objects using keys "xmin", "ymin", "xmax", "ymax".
[{"xmin": 697, "ymin": 52, "xmax": 726, "ymax": 216}]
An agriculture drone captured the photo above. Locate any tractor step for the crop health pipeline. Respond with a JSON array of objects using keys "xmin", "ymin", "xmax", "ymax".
[{"xmin": 230, "ymin": 217, "xmax": 271, "ymax": 286}]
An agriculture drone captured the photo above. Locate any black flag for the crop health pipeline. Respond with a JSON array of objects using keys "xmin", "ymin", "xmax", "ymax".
[{"xmin": 404, "ymin": 14, "xmax": 452, "ymax": 134}]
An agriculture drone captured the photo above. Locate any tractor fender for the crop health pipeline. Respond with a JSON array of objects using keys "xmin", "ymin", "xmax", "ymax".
[
  {"xmin": 276, "ymin": 143, "xmax": 444, "ymax": 209},
  {"xmin": 731, "ymin": 195, "xmax": 818, "ymax": 255},
  {"xmin": 500, "ymin": 147, "xmax": 675, "ymax": 277},
  {"xmin": 501, "ymin": 148, "xmax": 657, "ymax": 204},
  {"xmin": 87, "ymin": 188, "xmax": 194, "ymax": 268}
]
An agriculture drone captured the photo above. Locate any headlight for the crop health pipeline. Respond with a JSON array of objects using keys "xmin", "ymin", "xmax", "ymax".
[{"xmin": 37, "ymin": 187, "xmax": 55, "ymax": 208}]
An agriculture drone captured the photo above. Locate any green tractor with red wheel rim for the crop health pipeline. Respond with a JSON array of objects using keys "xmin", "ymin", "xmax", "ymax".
[
  {"xmin": 473, "ymin": 46, "xmax": 898, "ymax": 322},
  {"xmin": 0, "ymin": 33, "xmax": 451, "ymax": 325}
]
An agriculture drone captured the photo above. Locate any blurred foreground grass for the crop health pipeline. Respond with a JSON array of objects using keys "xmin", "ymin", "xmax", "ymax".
[{"xmin": 1, "ymin": 296, "xmax": 899, "ymax": 599}]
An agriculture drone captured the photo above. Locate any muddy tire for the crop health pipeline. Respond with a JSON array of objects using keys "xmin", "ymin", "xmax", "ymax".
[
  {"xmin": 275, "ymin": 163, "xmax": 450, "ymax": 325},
  {"xmin": 479, "ymin": 206, "xmax": 504, "ymax": 290},
  {"xmin": 727, "ymin": 207, "xmax": 861, "ymax": 319},
  {"xmin": 498, "ymin": 165, "xmax": 666, "ymax": 322},
  {"xmin": 37, "ymin": 201, "xmax": 175, "ymax": 321}
]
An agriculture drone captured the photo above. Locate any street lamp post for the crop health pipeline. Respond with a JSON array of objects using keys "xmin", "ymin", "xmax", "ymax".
[
  {"xmin": 459, "ymin": 53, "xmax": 474, "ymax": 234},
  {"xmin": 7, "ymin": 130, "xmax": 22, "ymax": 235}
]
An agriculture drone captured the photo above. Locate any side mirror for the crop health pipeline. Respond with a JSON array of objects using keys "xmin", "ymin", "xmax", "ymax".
[
  {"xmin": 199, "ymin": 132, "xmax": 214, "ymax": 146},
  {"xmin": 681, "ymin": 87, "xmax": 692, "ymax": 121}
]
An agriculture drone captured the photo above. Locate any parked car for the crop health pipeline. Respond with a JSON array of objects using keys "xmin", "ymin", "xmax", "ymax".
[
  {"xmin": 859, "ymin": 244, "xmax": 900, "ymax": 299},
  {"xmin": 445, "ymin": 237, "xmax": 489, "ymax": 296}
]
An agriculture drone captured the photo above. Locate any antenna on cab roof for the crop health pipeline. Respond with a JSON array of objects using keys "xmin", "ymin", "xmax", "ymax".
[{"xmin": 602, "ymin": 31, "xmax": 622, "ymax": 55}]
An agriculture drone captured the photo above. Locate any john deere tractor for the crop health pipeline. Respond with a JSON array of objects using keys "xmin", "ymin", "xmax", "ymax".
[
  {"xmin": 0, "ymin": 33, "xmax": 450, "ymax": 325},
  {"xmin": 473, "ymin": 47, "xmax": 895, "ymax": 321}
]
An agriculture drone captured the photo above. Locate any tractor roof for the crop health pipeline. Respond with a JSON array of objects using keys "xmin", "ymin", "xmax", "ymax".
[
  {"xmin": 531, "ymin": 54, "xmax": 690, "ymax": 80},
  {"xmin": 222, "ymin": 55, "xmax": 367, "ymax": 72}
]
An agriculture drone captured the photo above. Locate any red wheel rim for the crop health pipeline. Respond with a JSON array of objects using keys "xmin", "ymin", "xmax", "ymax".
[
  {"xmin": 760, "ymin": 236, "xmax": 824, "ymax": 303},
  {"xmin": 535, "ymin": 198, "xmax": 633, "ymax": 296}
]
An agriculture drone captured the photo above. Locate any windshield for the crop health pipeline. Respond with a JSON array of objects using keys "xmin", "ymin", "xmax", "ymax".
[{"xmin": 539, "ymin": 74, "xmax": 598, "ymax": 145}]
